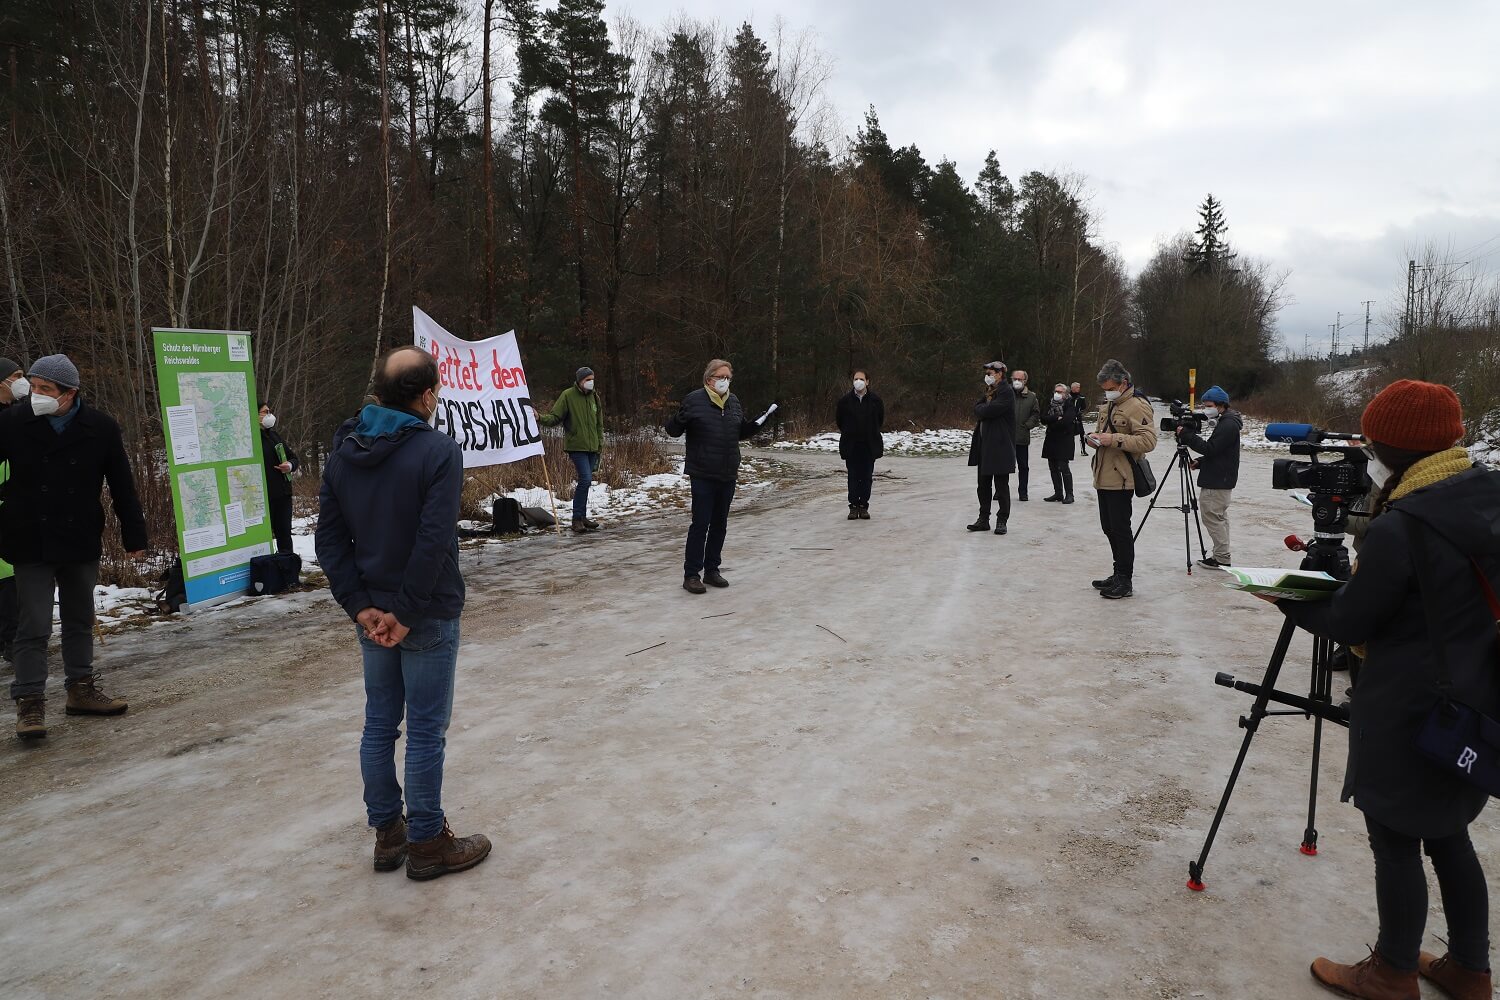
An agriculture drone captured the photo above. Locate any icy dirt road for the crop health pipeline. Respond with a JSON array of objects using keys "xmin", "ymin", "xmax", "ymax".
[{"xmin": 3, "ymin": 436, "xmax": 1493, "ymax": 999}]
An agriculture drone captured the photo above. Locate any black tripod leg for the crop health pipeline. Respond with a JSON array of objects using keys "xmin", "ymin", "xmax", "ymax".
[
  {"xmin": 1180, "ymin": 458, "xmax": 1193, "ymax": 575},
  {"xmin": 1301, "ymin": 636, "xmax": 1333, "ymax": 856},
  {"xmin": 1186, "ymin": 475, "xmax": 1209, "ymax": 560},
  {"xmin": 1188, "ymin": 616, "xmax": 1298, "ymax": 891},
  {"xmin": 1134, "ymin": 448, "xmax": 1180, "ymax": 542}
]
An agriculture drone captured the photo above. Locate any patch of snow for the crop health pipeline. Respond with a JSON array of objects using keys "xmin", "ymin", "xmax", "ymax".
[
  {"xmin": 486, "ymin": 457, "xmax": 781, "ymax": 524},
  {"xmin": 1316, "ymin": 367, "xmax": 1381, "ymax": 406},
  {"xmin": 773, "ymin": 428, "xmax": 973, "ymax": 456}
]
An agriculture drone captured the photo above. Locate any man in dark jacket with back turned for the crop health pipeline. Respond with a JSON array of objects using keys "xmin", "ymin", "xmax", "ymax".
[
  {"xmin": 317, "ymin": 345, "xmax": 491, "ymax": 881},
  {"xmin": 1, "ymin": 354, "xmax": 147, "ymax": 739},
  {"xmin": 665, "ymin": 358, "xmax": 775, "ymax": 594},
  {"xmin": 835, "ymin": 368, "xmax": 884, "ymax": 520},
  {"xmin": 1179, "ymin": 385, "xmax": 1241, "ymax": 570}
]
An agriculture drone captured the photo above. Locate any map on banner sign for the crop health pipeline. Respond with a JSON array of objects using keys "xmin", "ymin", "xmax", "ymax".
[
  {"xmin": 226, "ymin": 463, "xmax": 267, "ymax": 527},
  {"xmin": 177, "ymin": 372, "xmax": 254, "ymax": 462},
  {"xmin": 177, "ymin": 468, "xmax": 227, "ymax": 553}
]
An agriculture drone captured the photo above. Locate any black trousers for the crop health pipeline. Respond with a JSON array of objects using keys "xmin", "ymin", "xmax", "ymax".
[
  {"xmin": 0, "ymin": 574, "xmax": 16, "ymax": 661},
  {"xmin": 845, "ymin": 454, "xmax": 875, "ymax": 507},
  {"xmin": 1365, "ymin": 813, "xmax": 1490, "ymax": 972},
  {"xmin": 1097, "ymin": 488, "xmax": 1135, "ymax": 578},
  {"xmin": 1048, "ymin": 457, "xmax": 1075, "ymax": 499},
  {"xmin": 684, "ymin": 476, "xmax": 736, "ymax": 578},
  {"xmin": 270, "ymin": 494, "xmax": 295, "ymax": 555},
  {"xmin": 977, "ymin": 470, "xmax": 1011, "ymax": 524},
  {"xmin": 1014, "ymin": 444, "xmax": 1030, "ymax": 496}
]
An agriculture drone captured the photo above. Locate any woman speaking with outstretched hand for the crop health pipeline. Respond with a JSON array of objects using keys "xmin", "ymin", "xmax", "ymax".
[
  {"xmin": 1266, "ymin": 379, "xmax": 1500, "ymax": 1000},
  {"xmin": 664, "ymin": 359, "xmax": 776, "ymax": 595}
]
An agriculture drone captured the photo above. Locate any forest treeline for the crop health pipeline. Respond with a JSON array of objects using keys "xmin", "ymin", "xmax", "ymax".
[{"xmin": 1, "ymin": 0, "xmax": 1284, "ymax": 453}]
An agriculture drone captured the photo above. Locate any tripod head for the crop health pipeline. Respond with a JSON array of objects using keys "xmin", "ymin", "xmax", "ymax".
[{"xmin": 1284, "ymin": 533, "xmax": 1352, "ymax": 581}]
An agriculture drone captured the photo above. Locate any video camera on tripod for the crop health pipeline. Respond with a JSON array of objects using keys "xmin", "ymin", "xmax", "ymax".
[
  {"xmin": 1159, "ymin": 398, "xmax": 1207, "ymax": 435},
  {"xmin": 1186, "ymin": 423, "xmax": 1371, "ymax": 893}
]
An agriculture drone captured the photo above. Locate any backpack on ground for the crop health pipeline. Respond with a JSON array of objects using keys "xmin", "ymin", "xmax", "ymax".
[
  {"xmin": 492, "ymin": 497, "xmax": 523, "ymax": 534},
  {"xmin": 156, "ymin": 559, "xmax": 187, "ymax": 613},
  {"xmin": 249, "ymin": 552, "xmax": 302, "ymax": 595}
]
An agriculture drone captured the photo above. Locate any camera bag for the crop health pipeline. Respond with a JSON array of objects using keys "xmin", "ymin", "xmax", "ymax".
[
  {"xmin": 1405, "ymin": 514, "xmax": 1500, "ymax": 797},
  {"xmin": 249, "ymin": 552, "xmax": 302, "ymax": 595}
]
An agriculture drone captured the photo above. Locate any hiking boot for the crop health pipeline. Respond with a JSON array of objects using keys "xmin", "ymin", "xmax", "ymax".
[
  {"xmin": 1100, "ymin": 577, "xmax": 1133, "ymax": 600},
  {"xmin": 373, "ymin": 816, "xmax": 408, "ymax": 873},
  {"xmin": 993, "ymin": 522, "xmax": 1008, "ymax": 536},
  {"xmin": 683, "ymin": 576, "xmax": 707, "ymax": 595},
  {"xmin": 405, "ymin": 822, "xmax": 492, "ymax": 881},
  {"xmin": 1091, "ymin": 574, "xmax": 1118, "ymax": 590},
  {"xmin": 1043, "ymin": 494, "xmax": 1062, "ymax": 502},
  {"xmin": 1062, "ymin": 495, "xmax": 1076, "ymax": 504},
  {"xmin": 1198, "ymin": 557, "xmax": 1231, "ymax": 570},
  {"xmin": 966, "ymin": 518, "xmax": 990, "ymax": 532},
  {"xmin": 583, "ymin": 518, "xmax": 601, "ymax": 530},
  {"xmin": 65, "ymin": 678, "xmax": 128, "ymax": 716},
  {"xmin": 1017, "ymin": 493, "xmax": 1029, "ymax": 502},
  {"xmin": 1419, "ymin": 951, "xmax": 1492, "ymax": 1000},
  {"xmin": 15, "ymin": 697, "xmax": 45, "ymax": 740},
  {"xmin": 571, "ymin": 519, "xmax": 590, "ymax": 534},
  {"xmin": 848, "ymin": 506, "xmax": 860, "ymax": 520},
  {"xmin": 1310, "ymin": 950, "xmax": 1419, "ymax": 1000},
  {"xmin": 857, "ymin": 507, "xmax": 870, "ymax": 520},
  {"xmin": 703, "ymin": 570, "xmax": 729, "ymax": 588}
]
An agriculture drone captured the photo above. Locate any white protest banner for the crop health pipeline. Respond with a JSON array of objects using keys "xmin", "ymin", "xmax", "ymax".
[{"xmin": 413, "ymin": 307, "xmax": 545, "ymax": 469}]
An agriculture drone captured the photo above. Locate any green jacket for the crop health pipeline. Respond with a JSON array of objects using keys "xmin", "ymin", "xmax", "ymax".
[
  {"xmin": 1013, "ymin": 389, "xmax": 1042, "ymax": 444},
  {"xmin": 538, "ymin": 385, "xmax": 604, "ymax": 453}
]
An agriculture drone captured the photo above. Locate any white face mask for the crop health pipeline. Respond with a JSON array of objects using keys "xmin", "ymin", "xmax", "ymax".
[
  {"xmin": 9, "ymin": 377, "xmax": 29, "ymax": 400},
  {"xmin": 983, "ymin": 374, "xmax": 996, "ymax": 386},
  {"xmin": 1053, "ymin": 392, "xmax": 1065, "ymax": 402},
  {"xmin": 1103, "ymin": 389, "xmax": 1122, "ymax": 402},
  {"xmin": 853, "ymin": 379, "xmax": 867, "ymax": 392},
  {"xmin": 712, "ymin": 378, "xmax": 730, "ymax": 395},
  {"xmin": 261, "ymin": 413, "xmax": 276, "ymax": 429},
  {"xmin": 1200, "ymin": 407, "xmax": 1217, "ymax": 420},
  {"xmin": 581, "ymin": 379, "xmax": 595, "ymax": 393},
  {"xmin": 1012, "ymin": 380, "xmax": 1025, "ymax": 391},
  {"xmin": 1365, "ymin": 452, "xmax": 1394, "ymax": 490},
  {"xmin": 427, "ymin": 392, "xmax": 441, "ymax": 426},
  {"xmin": 30, "ymin": 393, "xmax": 60, "ymax": 417}
]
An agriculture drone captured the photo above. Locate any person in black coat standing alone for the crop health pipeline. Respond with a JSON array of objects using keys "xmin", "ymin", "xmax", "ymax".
[
  {"xmin": 1270, "ymin": 380, "xmax": 1498, "ymax": 1000},
  {"xmin": 2, "ymin": 355, "xmax": 147, "ymax": 739},
  {"xmin": 259, "ymin": 403, "xmax": 300, "ymax": 554},
  {"xmin": 665, "ymin": 359, "xmax": 776, "ymax": 594},
  {"xmin": 1040, "ymin": 383, "xmax": 1078, "ymax": 504},
  {"xmin": 967, "ymin": 360, "xmax": 1017, "ymax": 535},
  {"xmin": 835, "ymin": 369, "xmax": 884, "ymax": 520}
]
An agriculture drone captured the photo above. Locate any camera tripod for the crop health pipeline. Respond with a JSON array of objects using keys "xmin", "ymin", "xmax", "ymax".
[
  {"xmin": 1186, "ymin": 535, "xmax": 1352, "ymax": 892},
  {"xmin": 1134, "ymin": 441, "xmax": 1210, "ymax": 575}
]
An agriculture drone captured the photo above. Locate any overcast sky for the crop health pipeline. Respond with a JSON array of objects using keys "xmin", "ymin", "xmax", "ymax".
[{"xmin": 617, "ymin": 1, "xmax": 1500, "ymax": 358}]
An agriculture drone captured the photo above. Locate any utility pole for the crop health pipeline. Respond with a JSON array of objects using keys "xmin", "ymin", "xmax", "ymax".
[
  {"xmin": 1333, "ymin": 312, "xmax": 1342, "ymax": 360},
  {"xmin": 1328, "ymin": 323, "xmax": 1337, "ymax": 373},
  {"xmin": 1404, "ymin": 259, "xmax": 1415, "ymax": 338},
  {"xmin": 1361, "ymin": 300, "xmax": 1373, "ymax": 353}
]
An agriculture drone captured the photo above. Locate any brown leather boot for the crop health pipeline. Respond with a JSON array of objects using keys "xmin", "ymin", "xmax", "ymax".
[
  {"xmin": 15, "ymin": 697, "xmax": 46, "ymax": 740},
  {"xmin": 405, "ymin": 822, "xmax": 491, "ymax": 881},
  {"xmin": 373, "ymin": 816, "xmax": 408, "ymax": 873},
  {"xmin": 1310, "ymin": 950, "xmax": 1419, "ymax": 1000},
  {"xmin": 1419, "ymin": 952, "xmax": 1493, "ymax": 1000},
  {"xmin": 65, "ymin": 678, "xmax": 128, "ymax": 716}
]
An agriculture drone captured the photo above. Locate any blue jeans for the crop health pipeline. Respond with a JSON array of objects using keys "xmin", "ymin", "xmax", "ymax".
[
  {"xmin": 358, "ymin": 616, "xmax": 460, "ymax": 843},
  {"xmin": 569, "ymin": 451, "xmax": 600, "ymax": 521},
  {"xmin": 684, "ymin": 476, "xmax": 736, "ymax": 578}
]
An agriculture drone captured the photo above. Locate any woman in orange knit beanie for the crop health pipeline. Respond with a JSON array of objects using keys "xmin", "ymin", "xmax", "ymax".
[{"xmin": 1275, "ymin": 379, "xmax": 1498, "ymax": 1000}]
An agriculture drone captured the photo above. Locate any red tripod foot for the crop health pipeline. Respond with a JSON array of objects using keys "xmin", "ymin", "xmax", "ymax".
[
  {"xmin": 1299, "ymin": 842, "xmax": 1318, "ymax": 857},
  {"xmin": 1186, "ymin": 878, "xmax": 1205, "ymax": 892}
]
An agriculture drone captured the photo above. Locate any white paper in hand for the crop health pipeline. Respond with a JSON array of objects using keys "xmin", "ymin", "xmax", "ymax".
[{"xmin": 756, "ymin": 402, "xmax": 779, "ymax": 425}]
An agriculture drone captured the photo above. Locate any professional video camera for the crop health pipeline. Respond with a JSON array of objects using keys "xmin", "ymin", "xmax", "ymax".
[
  {"xmin": 1159, "ymin": 398, "xmax": 1207, "ymax": 435},
  {"xmin": 1266, "ymin": 423, "xmax": 1371, "ymax": 577}
]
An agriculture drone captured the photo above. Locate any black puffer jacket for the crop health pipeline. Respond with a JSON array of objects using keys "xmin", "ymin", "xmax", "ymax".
[
  {"xmin": 967, "ymin": 382, "xmax": 1017, "ymax": 476},
  {"xmin": 1282, "ymin": 466, "xmax": 1500, "ymax": 838},
  {"xmin": 665, "ymin": 388, "xmax": 762, "ymax": 482},
  {"xmin": 1040, "ymin": 395, "xmax": 1077, "ymax": 461},
  {"xmin": 1182, "ymin": 408, "xmax": 1241, "ymax": 490},
  {"xmin": 836, "ymin": 390, "xmax": 885, "ymax": 460},
  {"xmin": 0, "ymin": 398, "xmax": 148, "ymax": 564}
]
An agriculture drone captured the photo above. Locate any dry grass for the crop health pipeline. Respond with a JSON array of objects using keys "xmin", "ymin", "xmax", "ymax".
[{"xmin": 457, "ymin": 432, "xmax": 674, "ymax": 520}]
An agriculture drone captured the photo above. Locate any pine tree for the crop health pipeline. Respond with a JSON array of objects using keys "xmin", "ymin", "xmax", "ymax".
[
  {"xmin": 1184, "ymin": 193, "xmax": 1236, "ymax": 276},
  {"xmin": 976, "ymin": 150, "xmax": 1015, "ymax": 225}
]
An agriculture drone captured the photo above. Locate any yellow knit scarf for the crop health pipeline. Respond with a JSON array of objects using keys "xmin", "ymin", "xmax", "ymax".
[
  {"xmin": 1387, "ymin": 447, "xmax": 1472, "ymax": 503},
  {"xmin": 705, "ymin": 385, "xmax": 727, "ymax": 410}
]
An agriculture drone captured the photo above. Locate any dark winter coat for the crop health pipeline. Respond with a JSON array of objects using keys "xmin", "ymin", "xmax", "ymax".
[
  {"xmin": 1069, "ymin": 392, "xmax": 1090, "ymax": 433},
  {"xmin": 967, "ymin": 382, "xmax": 1017, "ymax": 476},
  {"xmin": 665, "ymin": 387, "xmax": 762, "ymax": 482},
  {"xmin": 316, "ymin": 404, "xmax": 465, "ymax": 627},
  {"xmin": 0, "ymin": 398, "xmax": 148, "ymax": 565},
  {"xmin": 1040, "ymin": 396, "xmax": 1078, "ymax": 461},
  {"xmin": 1182, "ymin": 408, "xmax": 1241, "ymax": 490},
  {"xmin": 1012, "ymin": 389, "xmax": 1042, "ymax": 445},
  {"xmin": 1282, "ymin": 467, "xmax": 1500, "ymax": 838},
  {"xmin": 836, "ymin": 390, "xmax": 885, "ymax": 460},
  {"xmin": 261, "ymin": 426, "xmax": 300, "ymax": 501}
]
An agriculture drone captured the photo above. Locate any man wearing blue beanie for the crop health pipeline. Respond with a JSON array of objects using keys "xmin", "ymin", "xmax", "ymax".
[{"xmin": 1179, "ymin": 384, "xmax": 1241, "ymax": 570}]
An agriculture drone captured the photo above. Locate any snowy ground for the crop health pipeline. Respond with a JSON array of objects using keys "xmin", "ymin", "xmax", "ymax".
[
  {"xmin": 5, "ymin": 416, "xmax": 1498, "ymax": 999},
  {"xmin": 773, "ymin": 428, "xmax": 972, "ymax": 456},
  {"xmin": 489, "ymin": 456, "xmax": 781, "ymax": 526}
]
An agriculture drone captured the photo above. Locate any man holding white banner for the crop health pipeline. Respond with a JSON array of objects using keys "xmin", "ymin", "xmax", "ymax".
[{"xmin": 412, "ymin": 307, "xmax": 544, "ymax": 469}]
